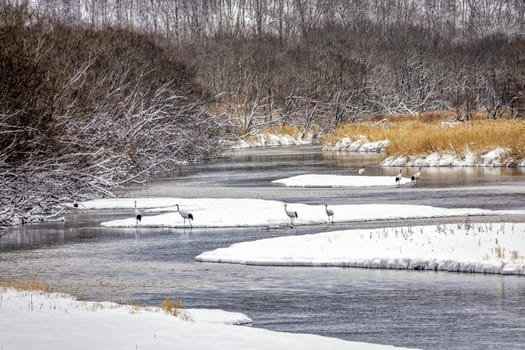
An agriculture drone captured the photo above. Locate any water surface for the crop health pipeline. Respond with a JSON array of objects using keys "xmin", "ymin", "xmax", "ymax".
[{"xmin": 1, "ymin": 146, "xmax": 525, "ymax": 350}]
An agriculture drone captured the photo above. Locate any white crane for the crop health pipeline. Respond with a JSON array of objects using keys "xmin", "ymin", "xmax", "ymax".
[
  {"xmin": 411, "ymin": 167, "xmax": 421, "ymax": 186},
  {"xmin": 395, "ymin": 169, "xmax": 403, "ymax": 187},
  {"xmin": 134, "ymin": 201, "xmax": 142, "ymax": 225},
  {"xmin": 325, "ymin": 204, "xmax": 334, "ymax": 224},
  {"xmin": 175, "ymin": 204, "xmax": 194, "ymax": 227},
  {"xmin": 283, "ymin": 203, "xmax": 298, "ymax": 226},
  {"xmin": 358, "ymin": 167, "xmax": 365, "ymax": 175}
]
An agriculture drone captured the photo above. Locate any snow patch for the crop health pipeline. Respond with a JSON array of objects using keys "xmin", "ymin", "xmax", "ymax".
[
  {"xmin": 322, "ymin": 136, "xmax": 390, "ymax": 153},
  {"xmin": 87, "ymin": 198, "xmax": 525, "ymax": 228},
  {"xmin": 0, "ymin": 288, "xmax": 414, "ymax": 350},
  {"xmin": 232, "ymin": 132, "xmax": 318, "ymax": 148},
  {"xmin": 196, "ymin": 223, "xmax": 525, "ymax": 276}
]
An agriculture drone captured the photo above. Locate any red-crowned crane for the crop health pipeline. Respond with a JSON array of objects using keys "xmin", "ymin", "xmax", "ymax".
[
  {"xmin": 134, "ymin": 201, "xmax": 142, "ymax": 225},
  {"xmin": 325, "ymin": 204, "xmax": 334, "ymax": 224},
  {"xmin": 411, "ymin": 167, "xmax": 421, "ymax": 186},
  {"xmin": 175, "ymin": 204, "xmax": 193, "ymax": 227},
  {"xmin": 395, "ymin": 169, "xmax": 403, "ymax": 187},
  {"xmin": 284, "ymin": 203, "xmax": 298, "ymax": 226}
]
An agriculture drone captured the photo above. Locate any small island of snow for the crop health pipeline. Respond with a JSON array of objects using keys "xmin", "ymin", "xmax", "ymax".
[{"xmin": 196, "ymin": 223, "xmax": 525, "ymax": 276}]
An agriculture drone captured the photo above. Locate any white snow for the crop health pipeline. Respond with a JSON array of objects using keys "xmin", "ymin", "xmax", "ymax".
[
  {"xmin": 322, "ymin": 136, "xmax": 390, "ymax": 153},
  {"xmin": 381, "ymin": 148, "xmax": 522, "ymax": 167},
  {"xmin": 232, "ymin": 133, "xmax": 317, "ymax": 148},
  {"xmin": 196, "ymin": 223, "xmax": 525, "ymax": 275},
  {"xmin": 86, "ymin": 198, "xmax": 525, "ymax": 228},
  {"xmin": 0, "ymin": 288, "xmax": 416, "ymax": 350},
  {"xmin": 272, "ymin": 174, "xmax": 413, "ymax": 187}
]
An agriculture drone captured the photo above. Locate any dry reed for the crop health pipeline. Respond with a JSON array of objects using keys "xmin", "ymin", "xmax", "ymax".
[{"xmin": 325, "ymin": 115, "xmax": 525, "ymax": 160}]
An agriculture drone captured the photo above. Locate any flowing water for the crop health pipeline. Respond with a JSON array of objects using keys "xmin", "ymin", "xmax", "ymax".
[{"xmin": 1, "ymin": 146, "xmax": 525, "ymax": 350}]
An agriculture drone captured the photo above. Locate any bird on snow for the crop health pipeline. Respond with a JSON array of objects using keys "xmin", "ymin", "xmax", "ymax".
[
  {"xmin": 358, "ymin": 167, "xmax": 365, "ymax": 175},
  {"xmin": 175, "ymin": 204, "xmax": 194, "ymax": 227},
  {"xmin": 134, "ymin": 201, "xmax": 142, "ymax": 225},
  {"xmin": 283, "ymin": 203, "xmax": 298, "ymax": 226},
  {"xmin": 411, "ymin": 167, "xmax": 421, "ymax": 186},
  {"xmin": 325, "ymin": 204, "xmax": 334, "ymax": 224},
  {"xmin": 395, "ymin": 169, "xmax": 403, "ymax": 187}
]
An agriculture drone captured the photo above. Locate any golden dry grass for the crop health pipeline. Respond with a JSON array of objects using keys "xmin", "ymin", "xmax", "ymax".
[
  {"xmin": 162, "ymin": 298, "xmax": 183, "ymax": 317},
  {"xmin": 324, "ymin": 117, "xmax": 525, "ymax": 160},
  {"xmin": 1, "ymin": 280, "xmax": 50, "ymax": 292}
]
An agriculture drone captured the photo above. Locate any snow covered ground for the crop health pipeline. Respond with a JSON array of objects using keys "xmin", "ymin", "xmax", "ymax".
[
  {"xmin": 0, "ymin": 288, "xmax": 415, "ymax": 350},
  {"xmin": 322, "ymin": 135, "xmax": 525, "ymax": 167},
  {"xmin": 81, "ymin": 198, "xmax": 525, "ymax": 228},
  {"xmin": 381, "ymin": 148, "xmax": 525, "ymax": 167},
  {"xmin": 196, "ymin": 222, "xmax": 525, "ymax": 275},
  {"xmin": 272, "ymin": 174, "xmax": 413, "ymax": 187},
  {"xmin": 233, "ymin": 132, "xmax": 318, "ymax": 148},
  {"xmin": 322, "ymin": 136, "xmax": 390, "ymax": 153}
]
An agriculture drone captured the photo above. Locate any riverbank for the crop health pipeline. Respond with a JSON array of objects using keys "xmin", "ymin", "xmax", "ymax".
[{"xmin": 0, "ymin": 287, "xmax": 415, "ymax": 350}]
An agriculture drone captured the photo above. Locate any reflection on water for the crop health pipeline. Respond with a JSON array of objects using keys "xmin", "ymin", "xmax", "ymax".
[{"xmin": 2, "ymin": 146, "xmax": 525, "ymax": 350}]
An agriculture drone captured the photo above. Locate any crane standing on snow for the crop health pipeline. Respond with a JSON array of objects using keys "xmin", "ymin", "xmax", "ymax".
[
  {"xmin": 395, "ymin": 169, "xmax": 403, "ymax": 187},
  {"xmin": 284, "ymin": 203, "xmax": 298, "ymax": 226},
  {"xmin": 134, "ymin": 201, "xmax": 142, "ymax": 224},
  {"xmin": 325, "ymin": 204, "xmax": 334, "ymax": 224},
  {"xmin": 175, "ymin": 204, "xmax": 194, "ymax": 227}
]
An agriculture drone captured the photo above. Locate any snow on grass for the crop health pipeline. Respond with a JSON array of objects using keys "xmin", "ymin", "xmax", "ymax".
[
  {"xmin": 381, "ymin": 148, "xmax": 519, "ymax": 167},
  {"xmin": 232, "ymin": 132, "xmax": 317, "ymax": 148},
  {"xmin": 322, "ymin": 136, "xmax": 390, "ymax": 153},
  {"xmin": 196, "ymin": 223, "xmax": 525, "ymax": 276},
  {"xmin": 272, "ymin": 174, "xmax": 413, "ymax": 187},
  {"xmin": 90, "ymin": 198, "xmax": 525, "ymax": 228},
  {"xmin": 0, "ymin": 288, "xmax": 416, "ymax": 350}
]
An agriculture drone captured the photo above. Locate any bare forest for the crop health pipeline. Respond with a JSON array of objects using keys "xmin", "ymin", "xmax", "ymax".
[{"xmin": 1, "ymin": 0, "xmax": 525, "ymax": 225}]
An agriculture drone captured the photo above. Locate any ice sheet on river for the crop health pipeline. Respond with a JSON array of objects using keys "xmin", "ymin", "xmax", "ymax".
[
  {"xmin": 0, "ymin": 288, "xmax": 416, "ymax": 350},
  {"xmin": 91, "ymin": 198, "xmax": 525, "ymax": 228},
  {"xmin": 196, "ymin": 223, "xmax": 525, "ymax": 276}
]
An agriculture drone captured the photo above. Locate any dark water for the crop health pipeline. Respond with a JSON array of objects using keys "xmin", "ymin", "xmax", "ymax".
[{"xmin": 2, "ymin": 146, "xmax": 525, "ymax": 350}]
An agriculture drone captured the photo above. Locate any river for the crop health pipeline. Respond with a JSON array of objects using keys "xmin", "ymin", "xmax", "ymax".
[{"xmin": 1, "ymin": 146, "xmax": 525, "ymax": 350}]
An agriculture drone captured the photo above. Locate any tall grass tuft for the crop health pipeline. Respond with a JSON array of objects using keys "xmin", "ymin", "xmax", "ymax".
[{"xmin": 162, "ymin": 298, "xmax": 183, "ymax": 317}]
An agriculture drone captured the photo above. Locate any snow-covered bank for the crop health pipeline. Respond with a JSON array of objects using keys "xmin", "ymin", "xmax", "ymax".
[
  {"xmin": 381, "ymin": 148, "xmax": 525, "ymax": 167},
  {"xmin": 88, "ymin": 198, "xmax": 525, "ymax": 228},
  {"xmin": 322, "ymin": 136, "xmax": 390, "ymax": 153},
  {"xmin": 196, "ymin": 223, "xmax": 525, "ymax": 276},
  {"xmin": 0, "ymin": 288, "xmax": 416, "ymax": 350},
  {"xmin": 233, "ymin": 132, "xmax": 318, "ymax": 148},
  {"xmin": 272, "ymin": 174, "xmax": 413, "ymax": 187}
]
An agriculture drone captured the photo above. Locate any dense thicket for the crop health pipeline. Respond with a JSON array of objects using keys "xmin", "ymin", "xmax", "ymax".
[{"xmin": 0, "ymin": 5, "xmax": 230, "ymax": 225}]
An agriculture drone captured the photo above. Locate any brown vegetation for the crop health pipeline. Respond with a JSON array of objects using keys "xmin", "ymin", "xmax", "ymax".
[
  {"xmin": 1, "ymin": 280, "xmax": 50, "ymax": 292},
  {"xmin": 0, "ymin": 5, "xmax": 232, "ymax": 226},
  {"xmin": 324, "ymin": 116, "xmax": 525, "ymax": 160}
]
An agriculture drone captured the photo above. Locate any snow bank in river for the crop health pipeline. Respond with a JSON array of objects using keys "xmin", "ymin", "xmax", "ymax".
[
  {"xmin": 233, "ymin": 132, "xmax": 318, "ymax": 148},
  {"xmin": 322, "ymin": 136, "xmax": 390, "ymax": 153},
  {"xmin": 196, "ymin": 223, "xmax": 525, "ymax": 276},
  {"xmin": 89, "ymin": 198, "xmax": 525, "ymax": 228},
  {"xmin": 381, "ymin": 148, "xmax": 523, "ymax": 167},
  {"xmin": 0, "ymin": 288, "xmax": 415, "ymax": 350},
  {"xmin": 272, "ymin": 174, "xmax": 413, "ymax": 187}
]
